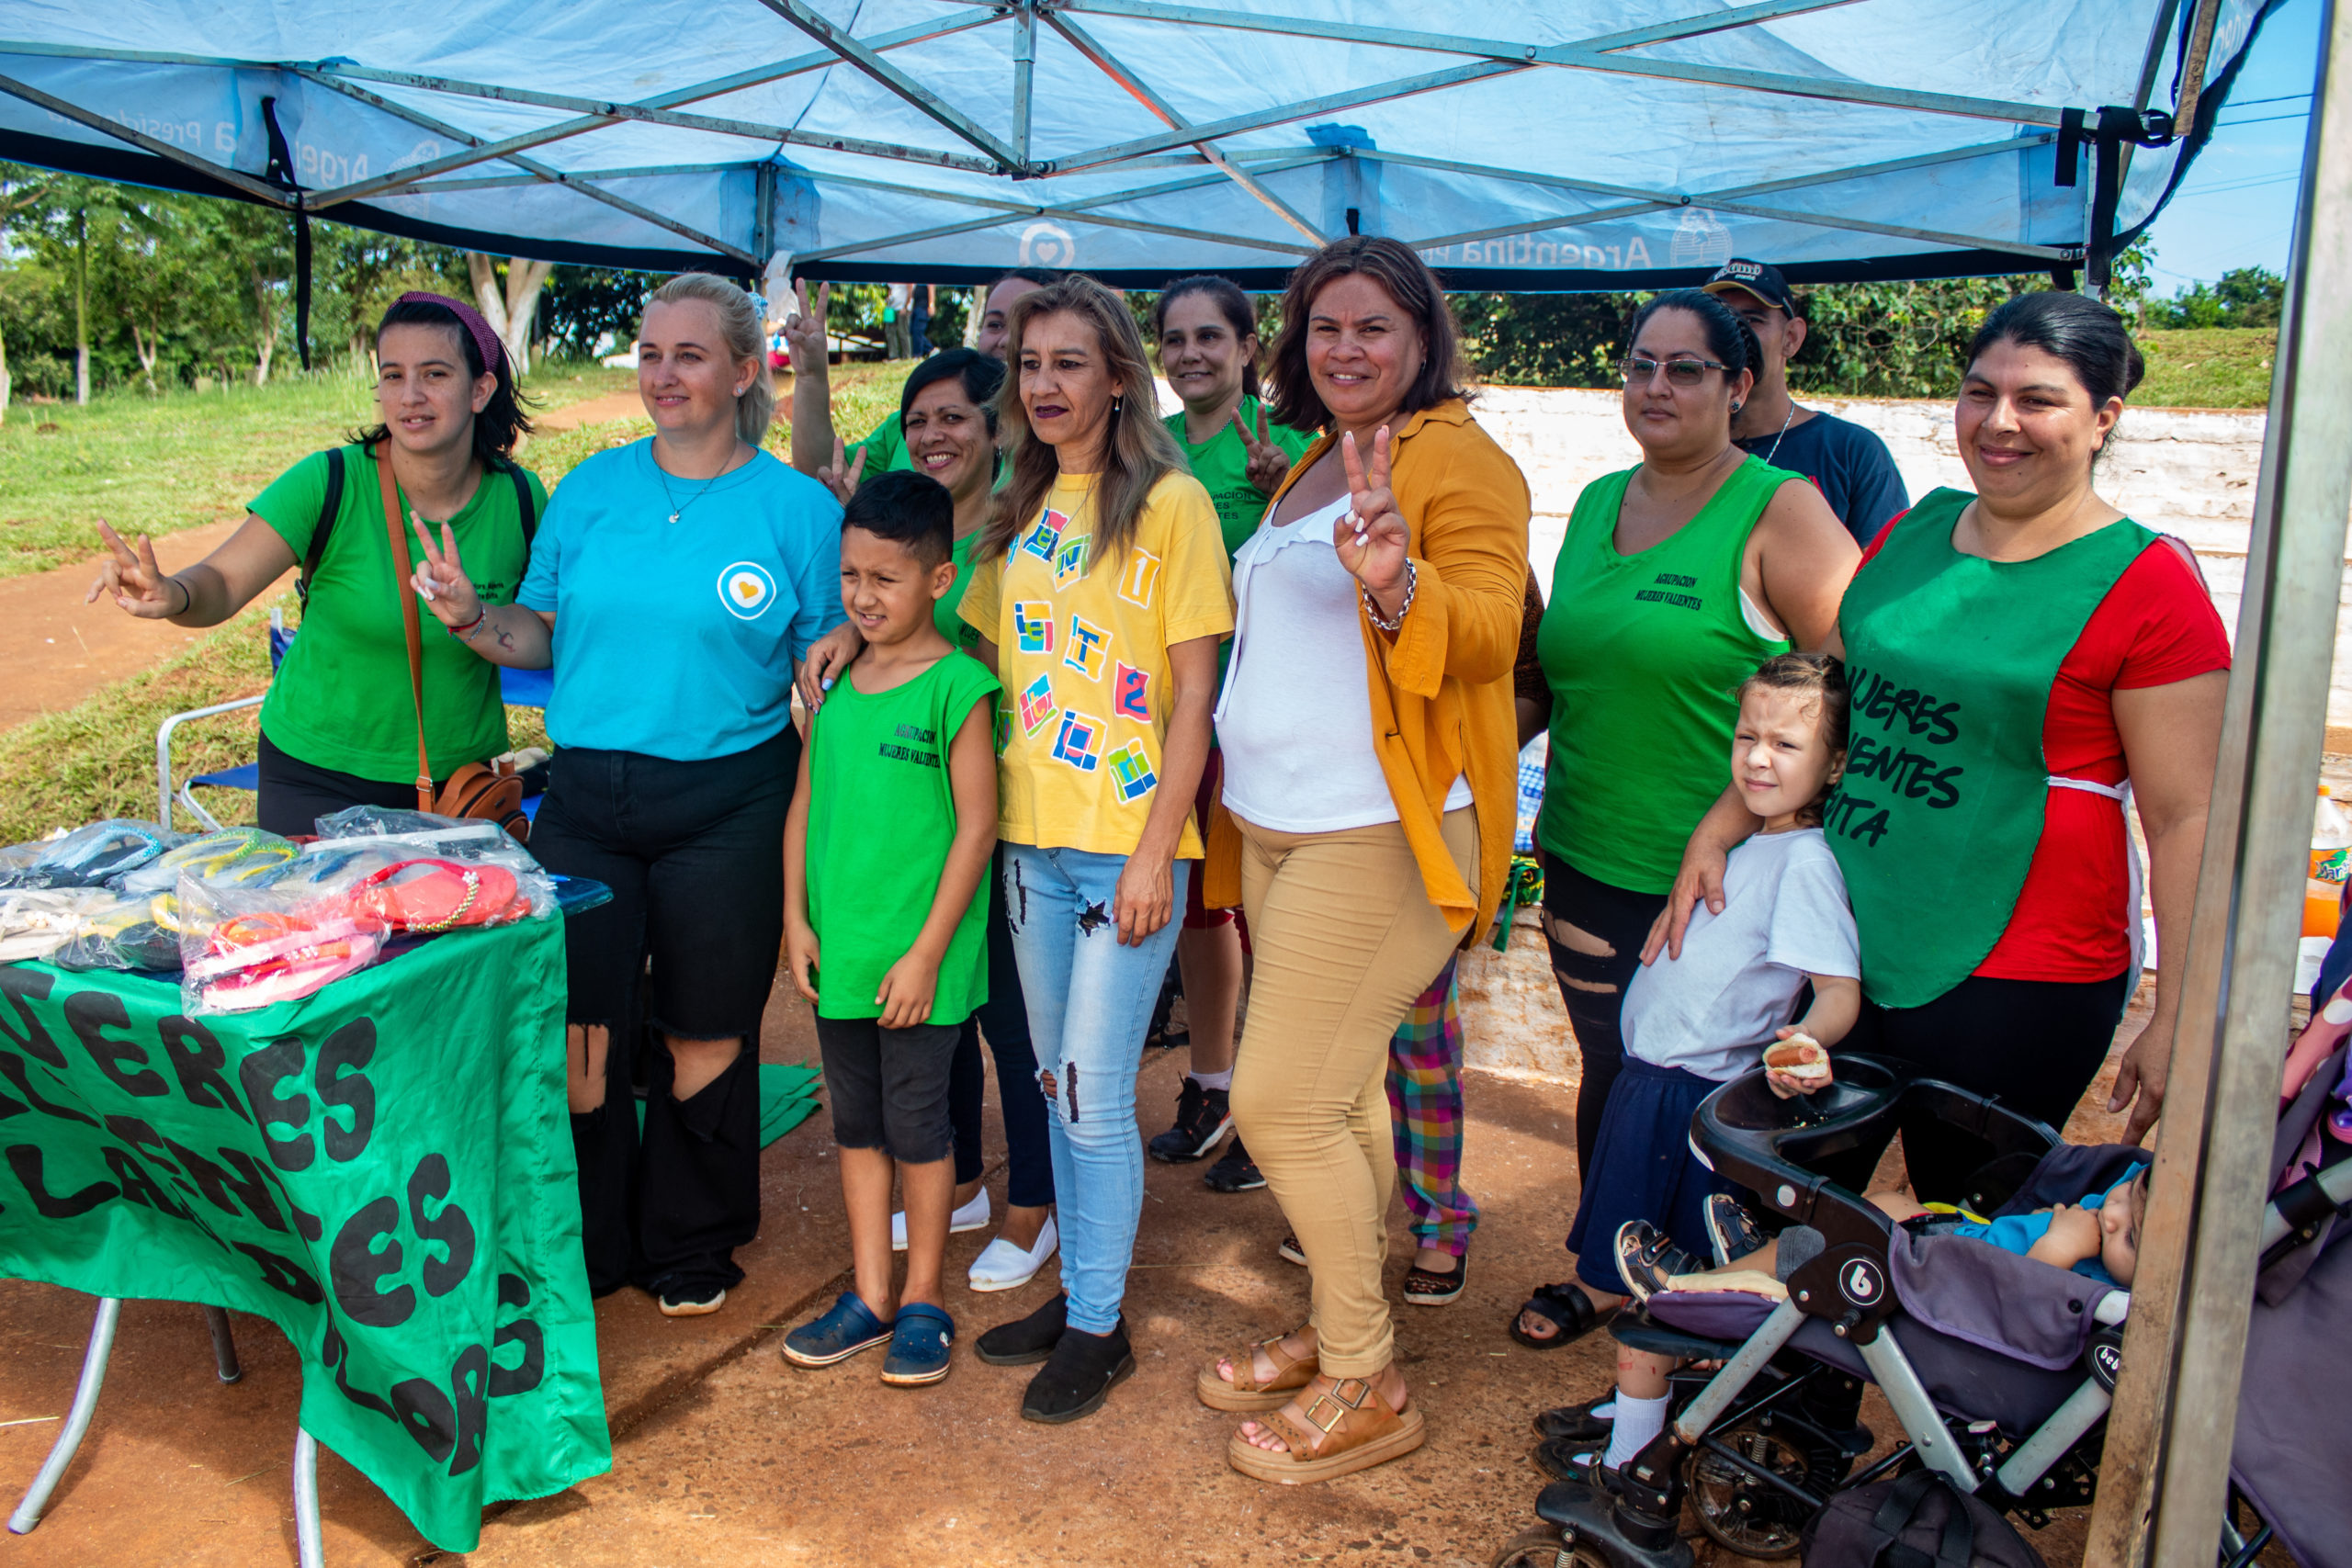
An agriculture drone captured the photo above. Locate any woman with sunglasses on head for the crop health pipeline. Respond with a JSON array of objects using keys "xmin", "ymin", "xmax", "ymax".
[
  {"xmin": 88, "ymin": 292, "xmax": 543, "ymax": 835},
  {"xmin": 1511, "ymin": 288, "xmax": 1856, "ymax": 1353}
]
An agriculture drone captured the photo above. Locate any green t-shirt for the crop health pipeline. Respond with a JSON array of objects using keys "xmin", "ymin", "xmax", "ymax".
[
  {"xmin": 846, "ymin": 411, "xmax": 912, "ymax": 477},
  {"xmin": 250, "ymin": 446, "xmax": 544, "ymax": 784},
  {"xmin": 1164, "ymin": 393, "xmax": 1313, "ymax": 558},
  {"xmin": 933, "ymin": 531, "xmax": 986, "ymax": 651},
  {"xmin": 806, "ymin": 650, "xmax": 1001, "ymax": 1023}
]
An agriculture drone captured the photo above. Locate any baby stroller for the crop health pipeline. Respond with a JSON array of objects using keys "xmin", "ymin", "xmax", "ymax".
[{"xmin": 1492, "ymin": 1052, "xmax": 2352, "ymax": 1568}]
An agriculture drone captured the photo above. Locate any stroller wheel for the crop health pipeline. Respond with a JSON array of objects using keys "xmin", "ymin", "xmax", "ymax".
[
  {"xmin": 1491, "ymin": 1529, "xmax": 1606, "ymax": 1568},
  {"xmin": 1684, "ymin": 1416, "xmax": 1834, "ymax": 1560}
]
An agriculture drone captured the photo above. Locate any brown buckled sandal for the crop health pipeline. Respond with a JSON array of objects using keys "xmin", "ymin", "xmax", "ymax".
[
  {"xmin": 1196, "ymin": 1333, "xmax": 1318, "ymax": 1412},
  {"xmin": 1227, "ymin": 1376, "xmax": 1427, "ymax": 1484}
]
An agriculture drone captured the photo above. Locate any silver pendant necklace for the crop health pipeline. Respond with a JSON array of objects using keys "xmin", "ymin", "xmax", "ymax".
[{"xmin": 654, "ymin": 445, "xmax": 740, "ymax": 525}]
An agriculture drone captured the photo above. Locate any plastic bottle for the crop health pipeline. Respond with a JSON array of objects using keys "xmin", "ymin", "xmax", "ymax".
[{"xmin": 2307, "ymin": 786, "xmax": 2351, "ymax": 938}]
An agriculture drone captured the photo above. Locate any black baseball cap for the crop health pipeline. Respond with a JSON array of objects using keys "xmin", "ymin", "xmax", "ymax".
[{"xmin": 1702, "ymin": 258, "xmax": 1794, "ymax": 313}]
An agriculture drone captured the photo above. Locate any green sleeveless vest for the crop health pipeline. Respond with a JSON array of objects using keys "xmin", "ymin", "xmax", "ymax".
[
  {"xmin": 1537, "ymin": 455, "xmax": 1795, "ymax": 893},
  {"xmin": 1829, "ymin": 488, "xmax": 2154, "ymax": 1007}
]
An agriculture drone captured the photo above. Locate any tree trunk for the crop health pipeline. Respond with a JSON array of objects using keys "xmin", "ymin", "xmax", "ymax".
[
  {"xmin": 467, "ymin": 253, "xmax": 553, "ymax": 377},
  {"xmin": 251, "ymin": 264, "xmax": 278, "ymax": 387},
  {"xmin": 74, "ymin": 208, "xmax": 89, "ymax": 406},
  {"xmin": 130, "ymin": 320, "xmax": 161, "ymax": 392},
  {"xmin": 0, "ymin": 323, "xmax": 11, "ymax": 426}
]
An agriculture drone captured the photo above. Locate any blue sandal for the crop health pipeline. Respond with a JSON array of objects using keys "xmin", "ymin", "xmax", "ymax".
[
  {"xmin": 881, "ymin": 1303, "xmax": 956, "ymax": 1386},
  {"xmin": 782, "ymin": 1292, "xmax": 892, "ymax": 1368}
]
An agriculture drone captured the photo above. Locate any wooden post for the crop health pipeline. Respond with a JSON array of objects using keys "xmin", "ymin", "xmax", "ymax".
[{"xmin": 2084, "ymin": 5, "xmax": 2352, "ymax": 1562}]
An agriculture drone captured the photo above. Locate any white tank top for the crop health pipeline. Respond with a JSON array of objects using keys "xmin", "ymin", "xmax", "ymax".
[{"xmin": 1216, "ymin": 494, "xmax": 1474, "ymax": 833}]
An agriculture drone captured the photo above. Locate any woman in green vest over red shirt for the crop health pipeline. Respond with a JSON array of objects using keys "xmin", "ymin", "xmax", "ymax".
[
  {"xmin": 1656, "ymin": 290, "xmax": 2227, "ymax": 1197},
  {"xmin": 1516, "ymin": 288, "xmax": 1857, "ymax": 1348}
]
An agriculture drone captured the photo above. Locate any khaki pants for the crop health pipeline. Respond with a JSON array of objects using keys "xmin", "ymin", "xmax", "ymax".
[{"xmin": 1229, "ymin": 808, "xmax": 1478, "ymax": 1377}]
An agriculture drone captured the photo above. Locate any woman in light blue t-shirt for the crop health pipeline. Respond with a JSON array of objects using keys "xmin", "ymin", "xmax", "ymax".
[{"xmin": 413, "ymin": 273, "xmax": 842, "ymax": 1315}]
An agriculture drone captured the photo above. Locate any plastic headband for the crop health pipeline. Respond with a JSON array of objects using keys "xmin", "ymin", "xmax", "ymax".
[{"xmin": 392, "ymin": 291, "xmax": 506, "ymax": 378}]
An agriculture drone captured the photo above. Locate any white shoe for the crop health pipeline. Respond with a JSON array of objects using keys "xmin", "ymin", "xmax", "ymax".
[
  {"xmin": 892, "ymin": 1188, "xmax": 991, "ymax": 1251},
  {"xmin": 967, "ymin": 1215, "xmax": 1059, "ymax": 1292}
]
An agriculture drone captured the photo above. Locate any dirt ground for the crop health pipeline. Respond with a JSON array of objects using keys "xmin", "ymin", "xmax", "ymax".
[{"xmin": 0, "ymin": 968, "xmax": 2160, "ymax": 1568}]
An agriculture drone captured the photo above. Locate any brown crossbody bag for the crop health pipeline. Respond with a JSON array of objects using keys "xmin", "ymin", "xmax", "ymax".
[{"xmin": 373, "ymin": 442, "xmax": 532, "ymax": 840}]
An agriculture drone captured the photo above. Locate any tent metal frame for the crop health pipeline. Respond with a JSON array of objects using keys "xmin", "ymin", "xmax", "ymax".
[{"xmin": 0, "ymin": 0, "xmax": 2209, "ymax": 287}]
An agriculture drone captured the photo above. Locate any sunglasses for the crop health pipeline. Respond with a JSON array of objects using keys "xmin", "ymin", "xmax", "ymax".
[{"xmin": 1621, "ymin": 355, "xmax": 1729, "ymax": 387}]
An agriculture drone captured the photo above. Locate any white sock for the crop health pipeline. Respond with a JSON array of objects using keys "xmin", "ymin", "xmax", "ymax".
[
  {"xmin": 1601, "ymin": 1391, "xmax": 1669, "ymax": 1470},
  {"xmin": 1588, "ymin": 1397, "xmax": 1616, "ymax": 1421},
  {"xmin": 1189, "ymin": 1069, "xmax": 1233, "ymax": 1092}
]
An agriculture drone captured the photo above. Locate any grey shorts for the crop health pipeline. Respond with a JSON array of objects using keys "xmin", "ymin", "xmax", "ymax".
[{"xmin": 814, "ymin": 1015, "xmax": 962, "ymax": 1164}]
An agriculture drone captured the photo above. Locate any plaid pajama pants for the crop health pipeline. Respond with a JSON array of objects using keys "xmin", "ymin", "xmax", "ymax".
[{"xmin": 1386, "ymin": 955, "xmax": 1480, "ymax": 1255}]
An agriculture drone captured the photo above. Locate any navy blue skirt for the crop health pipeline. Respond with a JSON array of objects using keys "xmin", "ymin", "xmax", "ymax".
[{"xmin": 1566, "ymin": 1057, "xmax": 1733, "ymax": 1294}]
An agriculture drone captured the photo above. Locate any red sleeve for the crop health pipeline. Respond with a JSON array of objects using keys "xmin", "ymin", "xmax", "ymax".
[
  {"xmin": 1855, "ymin": 509, "xmax": 1906, "ymax": 569},
  {"xmin": 1977, "ymin": 537, "xmax": 2232, "ymax": 984}
]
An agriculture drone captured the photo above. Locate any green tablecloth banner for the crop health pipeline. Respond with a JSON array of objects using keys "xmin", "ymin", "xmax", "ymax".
[{"xmin": 0, "ymin": 919, "xmax": 608, "ymax": 1551}]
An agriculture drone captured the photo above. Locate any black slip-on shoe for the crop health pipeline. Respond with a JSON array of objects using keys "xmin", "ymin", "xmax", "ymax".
[
  {"xmin": 976, "ymin": 1292, "xmax": 1068, "ymax": 1367},
  {"xmin": 1019, "ymin": 1318, "xmax": 1135, "ymax": 1424}
]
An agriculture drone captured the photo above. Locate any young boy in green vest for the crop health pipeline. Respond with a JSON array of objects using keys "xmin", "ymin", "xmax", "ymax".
[{"xmin": 781, "ymin": 468, "xmax": 1001, "ymax": 1386}]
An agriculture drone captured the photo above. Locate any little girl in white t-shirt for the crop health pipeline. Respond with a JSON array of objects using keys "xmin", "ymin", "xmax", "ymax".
[{"xmin": 1546, "ymin": 651, "xmax": 1860, "ymax": 1485}]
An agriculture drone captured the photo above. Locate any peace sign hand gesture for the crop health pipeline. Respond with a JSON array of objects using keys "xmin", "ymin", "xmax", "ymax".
[
  {"xmin": 86, "ymin": 520, "xmax": 184, "ymax": 618},
  {"xmin": 409, "ymin": 517, "xmax": 484, "ymax": 630},
  {"xmin": 1330, "ymin": 425, "xmax": 1411, "ymax": 612},
  {"xmin": 782, "ymin": 279, "xmax": 830, "ymax": 374},
  {"xmin": 817, "ymin": 434, "xmax": 867, "ymax": 505},
  {"xmin": 1233, "ymin": 402, "xmax": 1294, "ymax": 495}
]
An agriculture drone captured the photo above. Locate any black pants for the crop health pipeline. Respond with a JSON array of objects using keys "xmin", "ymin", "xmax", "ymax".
[
  {"xmin": 1821, "ymin": 969, "xmax": 2135, "ymax": 1202},
  {"xmin": 529, "ymin": 728, "xmax": 798, "ymax": 1298},
  {"xmin": 254, "ymin": 728, "xmax": 432, "ymax": 837},
  {"xmin": 1540, "ymin": 853, "xmax": 1670, "ymax": 1180},
  {"xmin": 945, "ymin": 858, "xmax": 1055, "ymax": 1208}
]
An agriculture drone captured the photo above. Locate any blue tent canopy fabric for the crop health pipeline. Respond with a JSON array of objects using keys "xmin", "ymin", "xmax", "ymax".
[{"xmin": 0, "ymin": 1, "xmax": 2274, "ymax": 289}]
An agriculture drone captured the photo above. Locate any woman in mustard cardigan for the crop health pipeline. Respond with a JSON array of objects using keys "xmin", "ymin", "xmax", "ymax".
[{"xmin": 1194, "ymin": 237, "xmax": 1531, "ymax": 1483}]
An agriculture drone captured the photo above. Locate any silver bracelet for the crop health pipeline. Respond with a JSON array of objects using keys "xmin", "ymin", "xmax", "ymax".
[{"xmin": 1361, "ymin": 559, "xmax": 1417, "ymax": 633}]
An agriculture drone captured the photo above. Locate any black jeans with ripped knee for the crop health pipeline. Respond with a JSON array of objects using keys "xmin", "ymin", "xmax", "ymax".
[{"xmin": 1539, "ymin": 852, "xmax": 1668, "ymax": 1183}]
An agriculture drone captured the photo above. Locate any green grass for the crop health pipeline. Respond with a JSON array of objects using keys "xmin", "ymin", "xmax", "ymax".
[
  {"xmin": 0, "ymin": 360, "xmax": 639, "ymax": 580},
  {"xmin": 0, "ymin": 358, "xmax": 910, "ymax": 843},
  {"xmin": 2133, "ymin": 328, "xmax": 2276, "ymax": 409}
]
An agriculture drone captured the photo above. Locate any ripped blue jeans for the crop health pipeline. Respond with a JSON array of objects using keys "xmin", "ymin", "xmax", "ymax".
[{"xmin": 1001, "ymin": 843, "xmax": 1190, "ymax": 1336}]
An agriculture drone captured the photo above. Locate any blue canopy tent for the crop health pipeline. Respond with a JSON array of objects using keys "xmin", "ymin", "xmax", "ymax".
[{"xmin": 0, "ymin": 0, "xmax": 2277, "ymax": 313}]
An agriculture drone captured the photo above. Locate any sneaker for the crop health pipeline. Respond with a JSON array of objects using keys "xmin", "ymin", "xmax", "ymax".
[
  {"xmin": 976, "ymin": 1292, "xmax": 1068, "ymax": 1367},
  {"xmin": 892, "ymin": 1187, "xmax": 991, "ymax": 1251},
  {"xmin": 1148, "ymin": 1078, "xmax": 1232, "ymax": 1163},
  {"xmin": 1704, "ymin": 1193, "xmax": 1770, "ymax": 1268},
  {"xmin": 1277, "ymin": 1234, "xmax": 1306, "ymax": 1267},
  {"xmin": 1613, "ymin": 1220, "xmax": 1701, "ymax": 1303},
  {"xmin": 657, "ymin": 1286, "xmax": 727, "ymax": 1317},
  {"xmin": 1203, "ymin": 1138, "xmax": 1265, "ymax": 1192}
]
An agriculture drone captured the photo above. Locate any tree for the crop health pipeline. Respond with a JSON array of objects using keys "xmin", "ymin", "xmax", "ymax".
[
  {"xmin": 467, "ymin": 254, "xmax": 554, "ymax": 375},
  {"xmin": 537, "ymin": 265, "xmax": 646, "ymax": 361},
  {"xmin": 2214, "ymin": 266, "xmax": 2284, "ymax": 329}
]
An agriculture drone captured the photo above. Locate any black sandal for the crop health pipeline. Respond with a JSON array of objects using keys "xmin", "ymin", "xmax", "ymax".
[
  {"xmin": 1509, "ymin": 1281, "xmax": 1612, "ymax": 1348},
  {"xmin": 1532, "ymin": 1394, "xmax": 1616, "ymax": 1442}
]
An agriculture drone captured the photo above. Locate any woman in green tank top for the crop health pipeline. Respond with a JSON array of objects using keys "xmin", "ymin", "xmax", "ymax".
[{"xmin": 1512, "ymin": 290, "xmax": 1856, "ymax": 1348}]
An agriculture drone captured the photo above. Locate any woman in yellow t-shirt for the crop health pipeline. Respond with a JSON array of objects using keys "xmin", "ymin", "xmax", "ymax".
[{"xmin": 957, "ymin": 276, "xmax": 1233, "ymax": 1424}]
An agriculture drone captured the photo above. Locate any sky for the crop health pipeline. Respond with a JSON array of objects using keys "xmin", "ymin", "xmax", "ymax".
[{"xmin": 2140, "ymin": 0, "xmax": 2321, "ymax": 290}]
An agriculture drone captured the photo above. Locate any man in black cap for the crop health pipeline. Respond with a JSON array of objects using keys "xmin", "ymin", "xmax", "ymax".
[{"xmin": 1703, "ymin": 258, "xmax": 1910, "ymax": 547}]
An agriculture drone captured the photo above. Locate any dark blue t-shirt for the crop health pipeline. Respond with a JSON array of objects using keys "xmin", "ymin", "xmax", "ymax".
[{"xmin": 1736, "ymin": 409, "xmax": 1909, "ymax": 547}]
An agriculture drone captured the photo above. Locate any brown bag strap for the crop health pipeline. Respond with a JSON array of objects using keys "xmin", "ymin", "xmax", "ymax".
[{"xmin": 373, "ymin": 441, "xmax": 435, "ymax": 812}]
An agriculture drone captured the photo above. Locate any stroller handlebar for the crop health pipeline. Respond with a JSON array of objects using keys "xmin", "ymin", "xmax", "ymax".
[{"xmin": 1690, "ymin": 1054, "xmax": 2066, "ymax": 1249}]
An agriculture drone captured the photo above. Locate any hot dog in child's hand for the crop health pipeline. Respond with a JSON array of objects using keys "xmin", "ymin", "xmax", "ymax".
[{"xmin": 1763, "ymin": 1032, "xmax": 1833, "ymax": 1097}]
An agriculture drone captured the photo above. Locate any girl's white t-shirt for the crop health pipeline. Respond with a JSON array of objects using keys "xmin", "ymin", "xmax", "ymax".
[
  {"xmin": 1621, "ymin": 826, "xmax": 1860, "ymax": 1082},
  {"xmin": 1216, "ymin": 493, "xmax": 1472, "ymax": 833}
]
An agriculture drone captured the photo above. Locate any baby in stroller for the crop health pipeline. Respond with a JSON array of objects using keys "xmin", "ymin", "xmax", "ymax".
[{"xmin": 1497, "ymin": 1043, "xmax": 2351, "ymax": 1568}]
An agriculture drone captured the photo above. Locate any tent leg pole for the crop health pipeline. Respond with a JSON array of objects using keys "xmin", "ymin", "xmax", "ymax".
[
  {"xmin": 2085, "ymin": 4, "xmax": 2352, "ymax": 1564},
  {"xmin": 201, "ymin": 1305, "xmax": 242, "ymax": 1383},
  {"xmin": 292, "ymin": 1428, "xmax": 323, "ymax": 1568},
  {"xmin": 8, "ymin": 1297, "xmax": 121, "ymax": 1535}
]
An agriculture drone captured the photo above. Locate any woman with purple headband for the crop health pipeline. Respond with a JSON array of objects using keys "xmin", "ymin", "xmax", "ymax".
[{"xmin": 89, "ymin": 292, "xmax": 546, "ymax": 835}]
